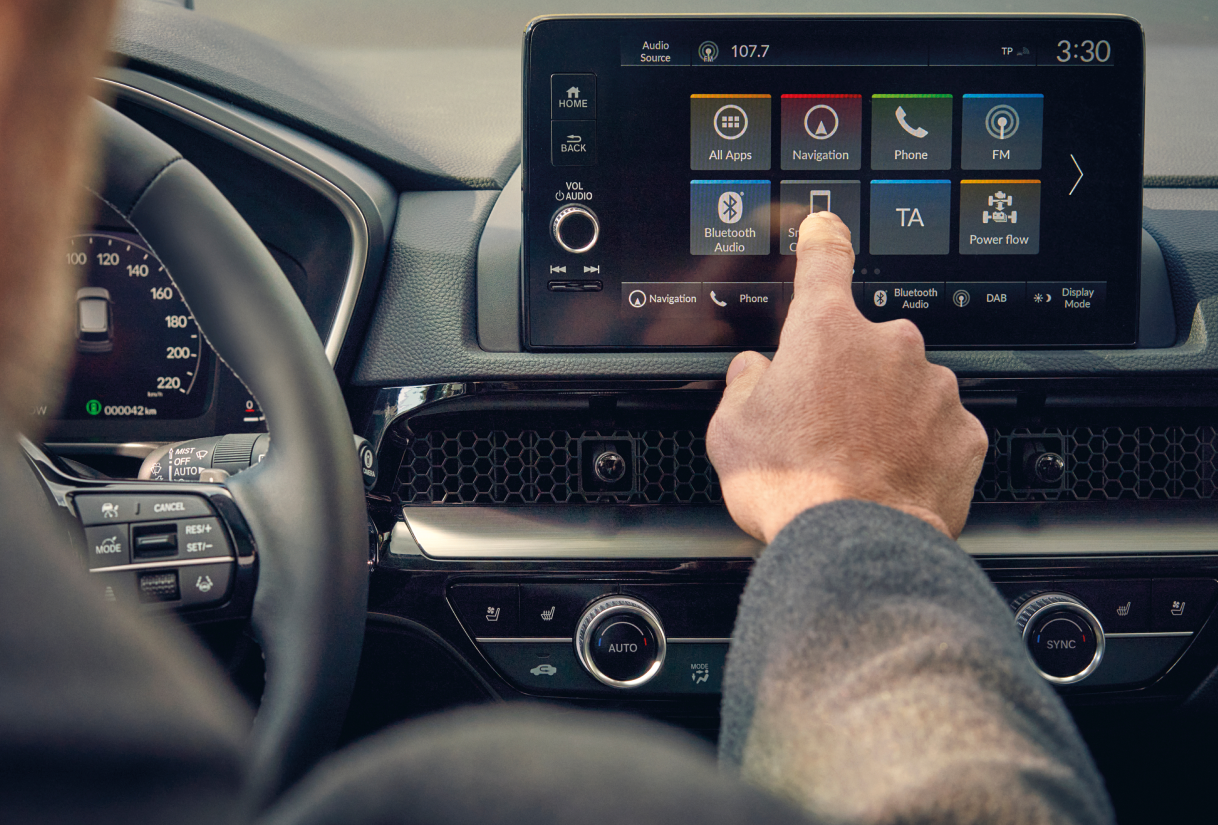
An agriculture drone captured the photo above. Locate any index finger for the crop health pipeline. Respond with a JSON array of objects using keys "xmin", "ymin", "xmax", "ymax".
[{"xmin": 791, "ymin": 210, "xmax": 858, "ymax": 312}]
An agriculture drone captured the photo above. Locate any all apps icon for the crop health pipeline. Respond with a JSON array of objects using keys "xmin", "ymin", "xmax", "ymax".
[{"xmin": 690, "ymin": 94, "xmax": 772, "ymax": 170}]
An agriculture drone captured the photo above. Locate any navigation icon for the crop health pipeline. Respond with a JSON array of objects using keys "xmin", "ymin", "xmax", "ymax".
[
  {"xmin": 628, "ymin": 290, "xmax": 647, "ymax": 309},
  {"xmin": 804, "ymin": 104, "xmax": 840, "ymax": 139}
]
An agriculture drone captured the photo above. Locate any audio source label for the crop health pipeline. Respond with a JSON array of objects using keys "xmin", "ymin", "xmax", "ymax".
[{"xmin": 689, "ymin": 180, "xmax": 771, "ymax": 255}]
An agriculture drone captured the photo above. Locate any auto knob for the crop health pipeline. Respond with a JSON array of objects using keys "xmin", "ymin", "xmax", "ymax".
[
  {"xmin": 550, "ymin": 204, "xmax": 600, "ymax": 254},
  {"xmin": 1013, "ymin": 592, "xmax": 1105, "ymax": 684},
  {"xmin": 575, "ymin": 596, "xmax": 665, "ymax": 688}
]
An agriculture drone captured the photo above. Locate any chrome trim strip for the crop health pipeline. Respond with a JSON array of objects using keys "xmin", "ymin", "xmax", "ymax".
[
  {"xmin": 389, "ymin": 520, "xmax": 423, "ymax": 557},
  {"xmin": 91, "ymin": 556, "xmax": 236, "ymax": 573},
  {"xmin": 1107, "ymin": 631, "xmax": 1195, "ymax": 638},
  {"xmin": 474, "ymin": 637, "xmax": 734, "ymax": 644},
  {"xmin": 398, "ymin": 505, "xmax": 763, "ymax": 560},
  {"xmin": 958, "ymin": 508, "xmax": 1218, "ymax": 556},
  {"xmin": 97, "ymin": 78, "xmax": 370, "ymax": 366},
  {"xmin": 44, "ymin": 442, "xmax": 166, "ymax": 459}
]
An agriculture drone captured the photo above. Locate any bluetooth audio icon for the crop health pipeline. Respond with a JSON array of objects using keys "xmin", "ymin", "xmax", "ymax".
[{"xmin": 717, "ymin": 191, "xmax": 743, "ymax": 224}]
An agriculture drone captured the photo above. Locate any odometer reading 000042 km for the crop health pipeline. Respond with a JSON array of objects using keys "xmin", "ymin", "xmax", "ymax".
[{"xmin": 61, "ymin": 232, "xmax": 212, "ymax": 419}]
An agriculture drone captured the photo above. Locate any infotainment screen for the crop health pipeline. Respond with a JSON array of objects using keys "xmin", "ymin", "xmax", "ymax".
[{"xmin": 521, "ymin": 16, "xmax": 1145, "ymax": 350}]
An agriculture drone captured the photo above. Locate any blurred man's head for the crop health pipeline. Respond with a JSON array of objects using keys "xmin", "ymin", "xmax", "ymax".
[{"xmin": 0, "ymin": 0, "xmax": 118, "ymax": 435}]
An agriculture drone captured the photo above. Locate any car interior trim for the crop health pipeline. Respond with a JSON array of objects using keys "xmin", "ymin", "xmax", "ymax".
[
  {"xmin": 96, "ymin": 76, "xmax": 371, "ymax": 366},
  {"xmin": 1106, "ymin": 632, "xmax": 1194, "ymax": 639},
  {"xmin": 476, "ymin": 167, "xmax": 523, "ymax": 352},
  {"xmin": 397, "ymin": 505, "xmax": 765, "ymax": 560},
  {"xmin": 90, "ymin": 556, "xmax": 238, "ymax": 574}
]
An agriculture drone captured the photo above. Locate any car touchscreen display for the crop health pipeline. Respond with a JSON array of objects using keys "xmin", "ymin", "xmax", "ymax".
[{"xmin": 522, "ymin": 16, "xmax": 1145, "ymax": 350}]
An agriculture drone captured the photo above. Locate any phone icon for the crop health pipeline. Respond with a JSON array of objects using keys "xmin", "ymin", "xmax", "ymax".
[
  {"xmin": 710, "ymin": 290, "xmax": 728, "ymax": 307},
  {"xmin": 895, "ymin": 105, "xmax": 929, "ymax": 139},
  {"xmin": 810, "ymin": 190, "xmax": 832, "ymax": 215}
]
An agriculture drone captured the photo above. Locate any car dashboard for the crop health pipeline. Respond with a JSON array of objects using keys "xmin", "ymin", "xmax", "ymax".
[{"xmin": 33, "ymin": 4, "xmax": 1218, "ymax": 819}]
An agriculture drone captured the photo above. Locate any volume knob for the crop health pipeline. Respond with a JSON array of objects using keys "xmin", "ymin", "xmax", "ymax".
[
  {"xmin": 1013, "ymin": 592, "xmax": 1105, "ymax": 684},
  {"xmin": 551, "ymin": 205, "xmax": 600, "ymax": 254}
]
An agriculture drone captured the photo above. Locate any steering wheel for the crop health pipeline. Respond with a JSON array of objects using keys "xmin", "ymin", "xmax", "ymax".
[{"xmin": 92, "ymin": 103, "xmax": 369, "ymax": 810}]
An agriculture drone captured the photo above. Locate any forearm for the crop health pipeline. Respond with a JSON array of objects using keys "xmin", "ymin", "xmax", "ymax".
[{"xmin": 720, "ymin": 500, "xmax": 1113, "ymax": 825}]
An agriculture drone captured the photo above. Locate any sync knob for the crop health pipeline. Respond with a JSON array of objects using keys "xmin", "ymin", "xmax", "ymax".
[
  {"xmin": 1013, "ymin": 592, "xmax": 1105, "ymax": 684},
  {"xmin": 575, "ymin": 596, "xmax": 666, "ymax": 688},
  {"xmin": 550, "ymin": 205, "xmax": 600, "ymax": 254}
]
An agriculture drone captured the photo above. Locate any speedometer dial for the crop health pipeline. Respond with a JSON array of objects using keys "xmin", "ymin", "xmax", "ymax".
[{"xmin": 61, "ymin": 232, "xmax": 212, "ymax": 419}]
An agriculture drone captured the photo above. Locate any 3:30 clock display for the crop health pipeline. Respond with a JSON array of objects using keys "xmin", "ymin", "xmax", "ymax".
[{"xmin": 1057, "ymin": 39, "xmax": 1112, "ymax": 64}]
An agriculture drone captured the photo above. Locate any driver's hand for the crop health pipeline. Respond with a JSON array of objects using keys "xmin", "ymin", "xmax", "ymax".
[{"xmin": 706, "ymin": 211, "xmax": 989, "ymax": 543}]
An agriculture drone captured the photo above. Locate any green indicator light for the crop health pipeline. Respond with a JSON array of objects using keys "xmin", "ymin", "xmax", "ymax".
[{"xmin": 86, "ymin": 399, "xmax": 101, "ymax": 416}]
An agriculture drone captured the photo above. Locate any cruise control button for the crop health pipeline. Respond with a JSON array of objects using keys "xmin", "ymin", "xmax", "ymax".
[
  {"xmin": 179, "ymin": 561, "xmax": 234, "ymax": 607},
  {"xmin": 178, "ymin": 517, "xmax": 232, "ymax": 559},
  {"xmin": 85, "ymin": 525, "xmax": 130, "ymax": 569},
  {"xmin": 552, "ymin": 74, "xmax": 595, "ymax": 120},
  {"xmin": 552, "ymin": 121, "xmax": 596, "ymax": 166},
  {"xmin": 76, "ymin": 493, "xmax": 214, "ymax": 526}
]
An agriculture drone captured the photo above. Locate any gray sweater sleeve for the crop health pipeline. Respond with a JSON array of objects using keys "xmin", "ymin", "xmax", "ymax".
[{"xmin": 719, "ymin": 500, "xmax": 1114, "ymax": 825}]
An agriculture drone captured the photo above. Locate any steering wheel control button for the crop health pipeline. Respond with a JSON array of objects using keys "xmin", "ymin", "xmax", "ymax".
[
  {"xmin": 961, "ymin": 94, "xmax": 1044, "ymax": 170},
  {"xmin": 179, "ymin": 562, "xmax": 235, "ymax": 607},
  {"xmin": 74, "ymin": 493, "xmax": 214, "ymax": 526},
  {"xmin": 1015, "ymin": 593, "xmax": 1105, "ymax": 684},
  {"xmin": 519, "ymin": 584, "xmax": 610, "ymax": 637},
  {"xmin": 451, "ymin": 584, "xmax": 519, "ymax": 637},
  {"xmin": 131, "ymin": 522, "xmax": 179, "ymax": 559},
  {"xmin": 138, "ymin": 570, "xmax": 181, "ymax": 604},
  {"xmin": 575, "ymin": 596, "xmax": 666, "ymax": 688},
  {"xmin": 550, "ymin": 205, "xmax": 600, "ymax": 253},
  {"xmin": 551, "ymin": 120, "xmax": 596, "ymax": 166},
  {"xmin": 177, "ymin": 518, "xmax": 232, "ymax": 559},
  {"xmin": 1151, "ymin": 579, "xmax": 1218, "ymax": 632},
  {"xmin": 551, "ymin": 74, "xmax": 596, "ymax": 120},
  {"xmin": 1056, "ymin": 580, "xmax": 1150, "ymax": 634},
  {"xmin": 690, "ymin": 94, "xmax": 771, "ymax": 171},
  {"xmin": 85, "ymin": 525, "xmax": 130, "ymax": 569},
  {"xmin": 870, "ymin": 94, "xmax": 953, "ymax": 170}
]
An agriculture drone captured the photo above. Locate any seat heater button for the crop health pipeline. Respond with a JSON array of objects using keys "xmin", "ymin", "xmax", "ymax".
[
  {"xmin": 84, "ymin": 525, "xmax": 130, "ymax": 569},
  {"xmin": 179, "ymin": 561, "xmax": 234, "ymax": 607},
  {"xmin": 177, "ymin": 517, "xmax": 232, "ymax": 559}
]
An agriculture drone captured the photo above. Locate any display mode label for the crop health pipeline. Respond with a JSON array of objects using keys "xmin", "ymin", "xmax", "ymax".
[
  {"xmin": 690, "ymin": 180, "xmax": 771, "ymax": 255},
  {"xmin": 780, "ymin": 94, "xmax": 862, "ymax": 170},
  {"xmin": 959, "ymin": 180, "xmax": 1041, "ymax": 254},
  {"xmin": 690, "ymin": 94, "xmax": 772, "ymax": 170}
]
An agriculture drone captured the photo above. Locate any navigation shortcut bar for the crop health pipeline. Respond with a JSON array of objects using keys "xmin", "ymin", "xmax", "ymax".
[{"xmin": 621, "ymin": 282, "xmax": 702, "ymax": 315}]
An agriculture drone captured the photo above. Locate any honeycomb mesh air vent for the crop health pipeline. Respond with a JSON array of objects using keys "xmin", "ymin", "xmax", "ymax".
[
  {"xmin": 397, "ymin": 425, "xmax": 1218, "ymax": 506},
  {"xmin": 398, "ymin": 429, "xmax": 721, "ymax": 505}
]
